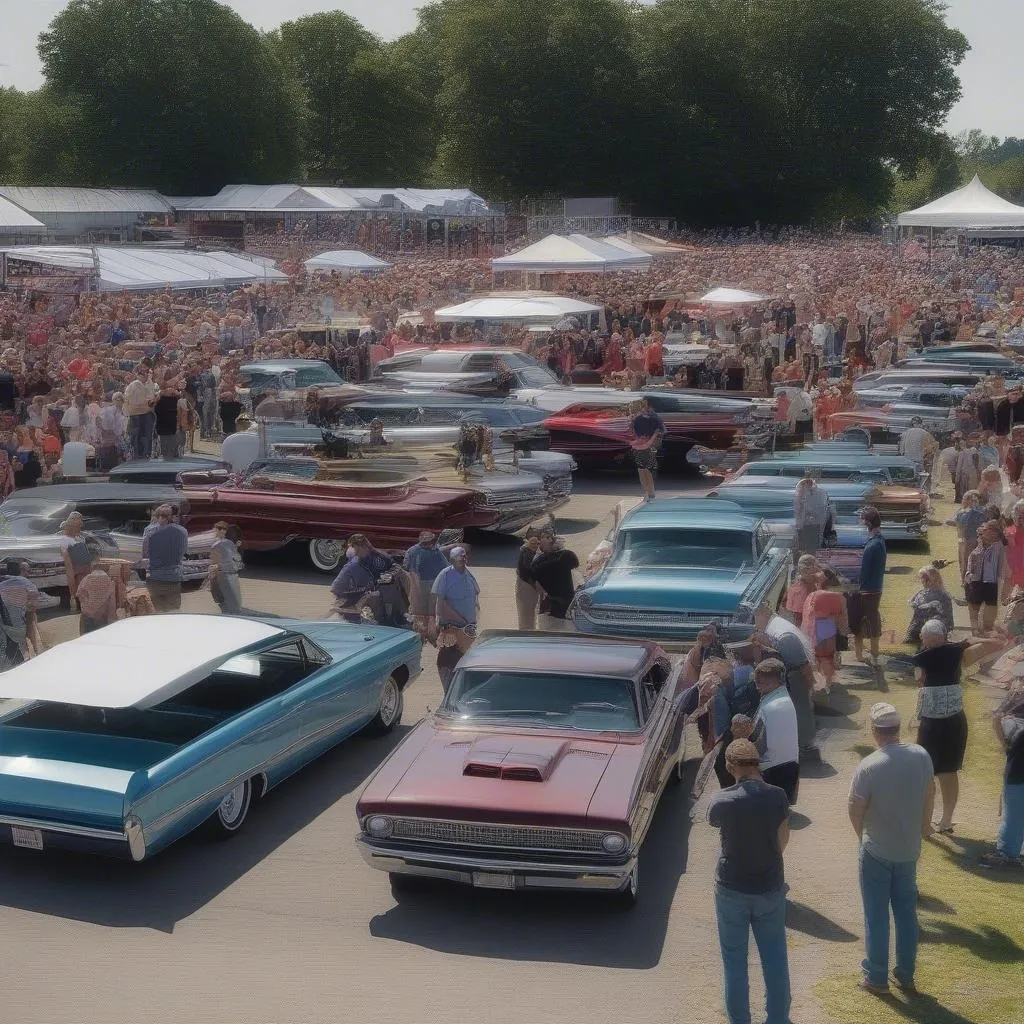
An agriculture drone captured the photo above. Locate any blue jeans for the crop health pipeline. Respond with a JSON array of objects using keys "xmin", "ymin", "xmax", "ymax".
[
  {"xmin": 858, "ymin": 848, "xmax": 918, "ymax": 987},
  {"xmin": 997, "ymin": 782, "xmax": 1024, "ymax": 858},
  {"xmin": 129, "ymin": 412, "xmax": 155, "ymax": 460},
  {"xmin": 715, "ymin": 884, "xmax": 791, "ymax": 1024}
]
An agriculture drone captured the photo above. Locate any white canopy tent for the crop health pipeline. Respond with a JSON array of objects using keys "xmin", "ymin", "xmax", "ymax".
[
  {"xmin": 304, "ymin": 250, "xmax": 393, "ymax": 274},
  {"xmin": 700, "ymin": 287, "xmax": 772, "ymax": 304},
  {"xmin": 492, "ymin": 233, "xmax": 653, "ymax": 273},
  {"xmin": 434, "ymin": 294, "xmax": 602, "ymax": 323},
  {"xmin": 0, "ymin": 245, "xmax": 286, "ymax": 291},
  {"xmin": 897, "ymin": 176, "xmax": 1024, "ymax": 230},
  {"xmin": 0, "ymin": 195, "xmax": 46, "ymax": 235}
]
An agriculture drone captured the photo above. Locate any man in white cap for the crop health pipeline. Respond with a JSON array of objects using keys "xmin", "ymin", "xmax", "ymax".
[
  {"xmin": 430, "ymin": 546, "xmax": 479, "ymax": 653},
  {"xmin": 848, "ymin": 702, "xmax": 935, "ymax": 997}
]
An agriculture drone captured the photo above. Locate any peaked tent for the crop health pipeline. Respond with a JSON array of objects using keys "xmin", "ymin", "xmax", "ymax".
[
  {"xmin": 304, "ymin": 250, "xmax": 393, "ymax": 273},
  {"xmin": 492, "ymin": 233, "xmax": 653, "ymax": 273},
  {"xmin": 434, "ymin": 295, "xmax": 602, "ymax": 322},
  {"xmin": 897, "ymin": 176, "xmax": 1024, "ymax": 229}
]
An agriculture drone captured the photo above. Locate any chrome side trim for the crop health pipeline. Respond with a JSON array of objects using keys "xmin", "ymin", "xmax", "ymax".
[{"xmin": 0, "ymin": 814, "xmax": 127, "ymax": 843}]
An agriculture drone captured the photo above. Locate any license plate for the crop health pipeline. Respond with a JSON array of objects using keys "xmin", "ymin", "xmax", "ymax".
[
  {"xmin": 472, "ymin": 871, "xmax": 515, "ymax": 890},
  {"xmin": 11, "ymin": 826, "xmax": 43, "ymax": 851}
]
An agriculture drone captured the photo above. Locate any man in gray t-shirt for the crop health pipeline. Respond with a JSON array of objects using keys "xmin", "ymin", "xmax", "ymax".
[
  {"xmin": 142, "ymin": 504, "xmax": 189, "ymax": 612},
  {"xmin": 848, "ymin": 703, "xmax": 935, "ymax": 996}
]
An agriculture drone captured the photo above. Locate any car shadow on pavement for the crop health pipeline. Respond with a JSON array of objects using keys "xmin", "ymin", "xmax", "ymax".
[
  {"xmin": 366, "ymin": 783, "xmax": 694, "ymax": 969},
  {"xmin": 0, "ymin": 726, "xmax": 412, "ymax": 933}
]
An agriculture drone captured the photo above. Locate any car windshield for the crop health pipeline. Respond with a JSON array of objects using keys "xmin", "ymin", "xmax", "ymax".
[
  {"xmin": 518, "ymin": 367, "xmax": 560, "ymax": 387},
  {"xmin": 442, "ymin": 669, "xmax": 639, "ymax": 731},
  {"xmin": 0, "ymin": 514, "xmax": 63, "ymax": 537},
  {"xmin": 613, "ymin": 527, "xmax": 752, "ymax": 570}
]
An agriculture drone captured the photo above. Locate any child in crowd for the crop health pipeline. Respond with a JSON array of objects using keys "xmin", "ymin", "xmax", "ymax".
[{"xmin": 785, "ymin": 554, "xmax": 821, "ymax": 627}]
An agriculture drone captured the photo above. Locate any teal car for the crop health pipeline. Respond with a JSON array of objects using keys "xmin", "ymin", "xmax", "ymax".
[
  {"xmin": 570, "ymin": 499, "xmax": 790, "ymax": 642},
  {"xmin": 729, "ymin": 450, "xmax": 922, "ymax": 486},
  {"xmin": 0, "ymin": 614, "xmax": 420, "ymax": 861}
]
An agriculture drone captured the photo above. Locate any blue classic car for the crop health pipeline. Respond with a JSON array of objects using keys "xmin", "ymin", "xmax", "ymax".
[
  {"xmin": 729, "ymin": 450, "xmax": 923, "ymax": 486},
  {"xmin": 0, "ymin": 615, "xmax": 420, "ymax": 861},
  {"xmin": 570, "ymin": 499, "xmax": 790, "ymax": 642}
]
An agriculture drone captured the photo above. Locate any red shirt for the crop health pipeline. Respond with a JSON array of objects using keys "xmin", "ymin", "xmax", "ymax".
[{"xmin": 1005, "ymin": 525, "xmax": 1024, "ymax": 586}]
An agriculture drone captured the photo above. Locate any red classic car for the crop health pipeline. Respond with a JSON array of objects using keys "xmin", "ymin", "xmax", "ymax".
[
  {"xmin": 181, "ymin": 469, "xmax": 498, "ymax": 573},
  {"xmin": 544, "ymin": 404, "xmax": 740, "ymax": 469},
  {"xmin": 356, "ymin": 632, "xmax": 699, "ymax": 906}
]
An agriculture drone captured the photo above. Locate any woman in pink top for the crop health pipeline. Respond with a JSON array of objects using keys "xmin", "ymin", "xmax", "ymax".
[
  {"xmin": 801, "ymin": 569, "xmax": 850, "ymax": 693},
  {"xmin": 785, "ymin": 554, "xmax": 820, "ymax": 626}
]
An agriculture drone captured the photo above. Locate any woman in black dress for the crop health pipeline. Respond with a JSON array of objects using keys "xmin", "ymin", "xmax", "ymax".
[{"xmin": 913, "ymin": 620, "xmax": 1005, "ymax": 832}]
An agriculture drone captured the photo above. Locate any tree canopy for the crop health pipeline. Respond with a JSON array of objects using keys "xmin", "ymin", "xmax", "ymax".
[{"xmin": 0, "ymin": 0, "xmax": 978, "ymax": 222}]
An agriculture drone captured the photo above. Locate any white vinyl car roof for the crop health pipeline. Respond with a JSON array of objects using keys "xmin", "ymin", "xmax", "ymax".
[{"xmin": 0, "ymin": 615, "xmax": 285, "ymax": 709}]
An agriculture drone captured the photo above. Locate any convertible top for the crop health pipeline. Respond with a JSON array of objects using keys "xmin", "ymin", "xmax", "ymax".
[{"xmin": 0, "ymin": 615, "xmax": 285, "ymax": 709}]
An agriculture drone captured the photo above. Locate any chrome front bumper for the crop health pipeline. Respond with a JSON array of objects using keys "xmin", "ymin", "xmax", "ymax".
[
  {"xmin": 879, "ymin": 519, "xmax": 928, "ymax": 541},
  {"xmin": 357, "ymin": 837, "xmax": 634, "ymax": 892}
]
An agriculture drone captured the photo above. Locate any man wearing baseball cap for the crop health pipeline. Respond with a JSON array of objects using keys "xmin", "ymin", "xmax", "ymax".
[
  {"xmin": 708, "ymin": 738, "xmax": 791, "ymax": 1024},
  {"xmin": 848, "ymin": 703, "xmax": 935, "ymax": 997}
]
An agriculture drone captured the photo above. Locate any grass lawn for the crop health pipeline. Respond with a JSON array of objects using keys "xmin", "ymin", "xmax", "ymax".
[{"xmin": 815, "ymin": 497, "xmax": 1024, "ymax": 1024}]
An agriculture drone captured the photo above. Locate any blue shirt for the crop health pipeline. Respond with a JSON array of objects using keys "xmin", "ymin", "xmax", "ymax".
[
  {"xmin": 142, "ymin": 522, "xmax": 189, "ymax": 582},
  {"xmin": 860, "ymin": 533, "xmax": 887, "ymax": 592},
  {"xmin": 405, "ymin": 543, "xmax": 450, "ymax": 585},
  {"xmin": 431, "ymin": 565, "xmax": 480, "ymax": 625}
]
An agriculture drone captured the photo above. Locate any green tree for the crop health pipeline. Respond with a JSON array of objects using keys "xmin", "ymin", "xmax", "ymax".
[{"xmin": 37, "ymin": 0, "xmax": 302, "ymax": 193}]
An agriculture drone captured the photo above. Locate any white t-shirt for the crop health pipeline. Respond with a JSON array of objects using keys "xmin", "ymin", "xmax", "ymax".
[
  {"xmin": 222, "ymin": 430, "xmax": 261, "ymax": 473},
  {"xmin": 753, "ymin": 686, "xmax": 799, "ymax": 770}
]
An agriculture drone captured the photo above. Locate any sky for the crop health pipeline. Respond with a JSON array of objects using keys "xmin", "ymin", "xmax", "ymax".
[{"xmin": 2, "ymin": 0, "xmax": 1022, "ymax": 138}]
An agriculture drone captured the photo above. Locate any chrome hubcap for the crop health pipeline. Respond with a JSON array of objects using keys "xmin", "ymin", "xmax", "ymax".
[
  {"xmin": 380, "ymin": 679, "xmax": 400, "ymax": 724},
  {"xmin": 219, "ymin": 783, "xmax": 247, "ymax": 826},
  {"xmin": 312, "ymin": 539, "xmax": 343, "ymax": 570}
]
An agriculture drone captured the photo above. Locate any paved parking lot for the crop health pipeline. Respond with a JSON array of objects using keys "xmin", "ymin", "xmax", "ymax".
[{"xmin": 3, "ymin": 472, "xmax": 861, "ymax": 1024}]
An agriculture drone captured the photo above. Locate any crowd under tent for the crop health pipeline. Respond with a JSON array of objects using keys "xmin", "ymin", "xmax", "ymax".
[
  {"xmin": 0, "ymin": 245, "xmax": 286, "ymax": 292},
  {"xmin": 434, "ymin": 294, "xmax": 603, "ymax": 323},
  {"xmin": 304, "ymin": 250, "xmax": 393, "ymax": 274},
  {"xmin": 492, "ymin": 233, "xmax": 654, "ymax": 274},
  {"xmin": 0, "ymin": 186, "xmax": 173, "ymax": 239}
]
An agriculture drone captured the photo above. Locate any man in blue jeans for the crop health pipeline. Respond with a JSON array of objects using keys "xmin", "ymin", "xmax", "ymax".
[
  {"xmin": 848, "ymin": 703, "xmax": 935, "ymax": 996},
  {"xmin": 708, "ymin": 738, "xmax": 791, "ymax": 1024}
]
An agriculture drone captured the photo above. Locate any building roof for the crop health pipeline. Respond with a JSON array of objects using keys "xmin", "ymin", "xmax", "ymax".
[
  {"xmin": 0, "ymin": 616, "xmax": 285, "ymax": 708},
  {"xmin": 0, "ymin": 194, "xmax": 45, "ymax": 233},
  {"xmin": 0, "ymin": 186, "xmax": 173, "ymax": 216},
  {"xmin": 177, "ymin": 185, "xmax": 494, "ymax": 215}
]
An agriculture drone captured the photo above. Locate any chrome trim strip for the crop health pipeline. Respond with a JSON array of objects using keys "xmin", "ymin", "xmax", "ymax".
[{"xmin": 0, "ymin": 814, "xmax": 127, "ymax": 843}]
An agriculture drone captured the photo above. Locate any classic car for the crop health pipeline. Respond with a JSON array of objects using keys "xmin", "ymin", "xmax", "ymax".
[
  {"xmin": 373, "ymin": 350, "xmax": 563, "ymax": 393},
  {"xmin": 827, "ymin": 404, "xmax": 953, "ymax": 441},
  {"xmin": 707, "ymin": 477, "xmax": 930, "ymax": 541},
  {"xmin": 728, "ymin": 450, "xmax": 923, "ymax": 486},
  {"xmin": 109, "ymin": 457, "xmax": 231, "ymax": 486},
  {"xmin": 239, "ymin": 359, "xmax": 344, "ymax": 397},
  {"xmin": 0, "ymin": 484, "xmax": 215, "ymax": 599},
  {"xmin": 356, "ymin": 632, "xmax": 695, "ymax": 905},
  {"xmin": 0, "ymin": 615, "xmax": 421, "ymax": 861},
  {"xmin": 852, "ymin": 369, "xmax": 986, "ymax": 394},
  {"xmin": 569, "ymin": 499, "xmax": 790, "ymax": 642},
  {"xmin": 853, "ymin": 382, "xmax": 971, "ymax": 410},
  {"xmin": 543, "ymin": 405, "xmax": 741, "ymax": 470},
  {"xmin": 900, "ymin": 349, "xmax": 1021, "ymax": 373},
  {"xmin": 511, "ymin": 384, "xmax": 765, "ymax": 420},
  {"xmin": 181, "ymin": 471, "xmax": 499, "ymax": 573}
]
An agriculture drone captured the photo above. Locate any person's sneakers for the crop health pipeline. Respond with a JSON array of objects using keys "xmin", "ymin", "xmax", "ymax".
[
  {"xmin": 858, "ymin": 979, "xmax": 890, "ymax": 997},
  {"xmin": 979, "ymin": 851, "xmax": 1023, "ymax": 870},
  {"xmin": 799, "ymin": 745, "xmax": 822, "ymax": 764},
  {"xmin": 892, "ymin": 973, "xmax": 919, "ymax": 996}
]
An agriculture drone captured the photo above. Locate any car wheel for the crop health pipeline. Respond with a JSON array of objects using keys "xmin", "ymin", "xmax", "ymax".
[
  {"xmin": 206, "ymin": 779, "xmax": 252, "ymax": 839},
  {"xmin": 365, "ymin": 675, "xmax": 404, "ymax": 736},
  {"xmin": 309, "ymin": 538, "xmax": 345, "ymax": 573},
  {"xmin": 610, "ymin": 863, "xmax": 639, "ymax": 909}
]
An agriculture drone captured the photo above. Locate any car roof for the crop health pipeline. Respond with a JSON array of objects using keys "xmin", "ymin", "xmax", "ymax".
[
  {"xmin": 2, "ymin": 483, "xmax": 184, "ymax": 505},
  {"xmin": 461, "ymin": 634, "xmax": 653, "ymax": 679},
  {"xmin": 241, "ymin": 359, "xmax": 338, "ymax": 372},
  {"xmin": 622, "ymin": 498, "xmax": 757, "ymax": 531},
  {"xmin": 716, "ymin": 478, "xmax": 874, "ymax": 495},
  {"xmin": 751, "ymin": 452, "xmax": 911, "ymax": 465},
  {"xmin": 0, "ymin": 615, "xmax": 286, "ymax": 708}
]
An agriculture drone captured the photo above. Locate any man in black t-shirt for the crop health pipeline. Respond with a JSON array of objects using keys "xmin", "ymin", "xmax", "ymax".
[
  {"xmin": 530, "ymin": 529, "xmax": 580, "ymax": 633},
  {"xmin": 153, "ymin": 381, "xmax": 182, "ymax": 461},
  {"xmin": 708, "ymin": 739, "xmax": 791, "ymax": 1024}
]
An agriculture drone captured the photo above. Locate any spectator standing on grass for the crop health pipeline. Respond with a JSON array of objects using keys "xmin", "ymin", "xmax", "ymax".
[
  {"xmin": 955, "ymin": 490, "xmax": 987, "ymax": 579},
  {"xmin": 964, "ymin": 518, "xmax": 1010, "ymax": 636},
  {"xmin": 530, "ymin": 528, "xmax": 580, "ymax": 633},
  {"xmin": 853, "ymin": 506, "xmax": 886, "ymax": 667},
  {"xmin": 848, "ymin": 703, "xmax": 935, "ymax": 998},
  {"xmin": 748, "ymin": 658, "xmax": 800, "ymax": 804},
  {"xmin": 981, "ymin": 682, "xmax": 1024, "ymax": 868},
  {"xmin": 708, "ymin": 738, "xmax": 791, "ymax": 1024},
  {"xmin": 142, "ymin": 504, "xmax": 188, "ymax": 612}
]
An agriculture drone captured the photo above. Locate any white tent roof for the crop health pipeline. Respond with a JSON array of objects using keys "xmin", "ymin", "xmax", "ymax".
[
  {"xmin": 0, "ymin": 186, "xmax": 173, "ymax": 216},
  {"xmin": 0, "ymin": 615, "xmax": 284, "ymax": 709},
  {"xmin": 178, "ymin": 185, "xmax": 493, "ymax": 215},
  {"xmin": 701, "ymin": 287, "xmax": 772, "ymax": 304},
  {"xmin": 0, "ymin": 195, "xmax": 45, "ymax": 233},
  {"xmin": 304, "ymin": 250, "xmax": 393, "ymax": 273},
  {"xmin": 0, "ymin": 246, "xmax": 286, "ymax": 290},
  {"xmin": 897, "ymin": 176, "xmax": 1024, "ymax": 229},
  {"xmin": 434, "ymin": 294, "xmax": 602, "ymax": 322},
  {"xmin": 492, "ymin": 234, "xmax": 653, "ymax": 273},
  {"xmin": 607, "ymin": 232, "xmax": 688, "ymax": 256}
]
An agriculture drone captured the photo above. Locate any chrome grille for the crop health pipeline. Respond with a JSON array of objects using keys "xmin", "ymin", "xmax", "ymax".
[
  {"xmin": 583, "ymin": 606, "xmax": 719, "ymax": 626},
  {"xmin": 389, "ymin": 817, "xmax": 607, "ymax": 853},
  {"xmin": 484, "ymin": 492, "xmax": 547, "ymax": 509}
]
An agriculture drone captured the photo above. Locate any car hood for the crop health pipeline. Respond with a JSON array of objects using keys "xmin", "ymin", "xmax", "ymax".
[
  {"xmin": 362, "ymin": 720, "xmax": 631, "ymax": 830},
  {"xmin": 0, "ymin": 535, "xmax": 69, "ymax": 558},
  {"xmin": 584, "ymin": 566, "xmax": 748, "ymax": 612}
]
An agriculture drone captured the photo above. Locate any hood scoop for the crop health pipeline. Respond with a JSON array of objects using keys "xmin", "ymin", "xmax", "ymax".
[{"xmin": 462, "ymin": 737, "xmax": 569, "ymax": 782}]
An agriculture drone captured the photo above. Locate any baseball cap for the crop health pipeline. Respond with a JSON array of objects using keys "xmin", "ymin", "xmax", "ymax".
[{"xmin": 869, "ymin": 702, "xmax": 901, "ymax": 729}]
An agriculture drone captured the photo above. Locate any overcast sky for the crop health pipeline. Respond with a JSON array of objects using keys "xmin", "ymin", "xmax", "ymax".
[{"xmin": 2, "ymin": 0, "xmax": 1021, "ymax": 138}]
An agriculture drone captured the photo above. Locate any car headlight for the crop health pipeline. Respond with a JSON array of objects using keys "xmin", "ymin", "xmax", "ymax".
[
  {"xmin": 364, "ymin": 815, "xmax": 394, "ymax": 838},
  {"xmin": 573, "ymin": 592, "xmax": 593, "ymax": 613},
  {"xmin": 601, "ymin": 833, "xmax": 628, "ymax": 854}
]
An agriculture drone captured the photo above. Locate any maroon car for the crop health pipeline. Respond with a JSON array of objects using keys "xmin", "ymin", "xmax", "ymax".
[
  {"xmin": 181, "ymin": 472, "xmax": 499, "ymax": 574},
  {"xmin": 356, "ymin": 632, "xmax": 697, "ymax": 906}
]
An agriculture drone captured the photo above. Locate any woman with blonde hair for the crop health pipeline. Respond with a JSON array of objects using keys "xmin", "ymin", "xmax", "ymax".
[{"xmin": 906, "ymin": 563, "xmax": 954, "ymax": 646}]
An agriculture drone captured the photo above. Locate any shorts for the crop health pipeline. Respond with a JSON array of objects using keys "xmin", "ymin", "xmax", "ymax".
[
  {"xmin": 966, "ymin": 581, "xmax": 999, "ymax": 608},
  {"xmin": 851, "ymin": 591, "xmax": 882, "ymax": 639},
  {"xmin": 633, "ymin": 446, "xmax": 658, "ymax": 471}
]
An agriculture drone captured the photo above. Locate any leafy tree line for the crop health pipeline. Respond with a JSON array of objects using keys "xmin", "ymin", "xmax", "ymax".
[{"xmin": 0, "ymin": 0, "xmax": 972, "ymax": 224}]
